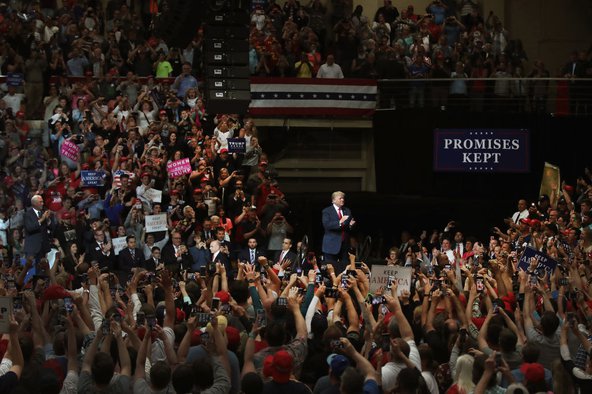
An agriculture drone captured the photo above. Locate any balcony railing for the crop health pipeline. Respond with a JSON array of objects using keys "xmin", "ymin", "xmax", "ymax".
[{"xmin": 376, "ymin": 77, "xmax": 592, "ymax": 116}]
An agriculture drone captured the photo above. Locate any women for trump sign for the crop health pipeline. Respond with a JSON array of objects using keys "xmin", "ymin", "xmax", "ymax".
[{"xmin": 434, "ymin": 129, "xmax": 530, "ymax": 173}]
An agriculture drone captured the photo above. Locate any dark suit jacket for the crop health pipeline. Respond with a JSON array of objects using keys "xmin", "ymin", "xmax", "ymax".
[
  {"xmin": 87, "ymin": 241, "xmax": 115, "ymax": 271},
  {"xmin": 322, "ymin": 205, "xmax": 352, "ymax": 255},
  {"xmin": 238, "ymin": 247, "xmax": 266, "ymax": 265},
  {"xmin": 23, "ymin": 208, "xmax": 57, "ymax": 258},
  {"xmin": 210, "ymin": 251, "xmax": 231, "ymax": 274},
  {"xmin": 273, "ymin": 249, "xmax": 297, "ymax": 267},
  {"xmin": 118, "ymin": 247, "xmax": 145, "ymax": 273},
  {"xmin": 161, "ymin": 243, "xmax": 193, "ymax": 273}
]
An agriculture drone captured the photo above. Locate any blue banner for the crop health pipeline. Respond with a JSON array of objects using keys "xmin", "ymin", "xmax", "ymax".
[
  {"xmin": 517, "ymin": 247, "xmax": 558, "ymax": 272},
  {"xmin": 227, "ymin": 138, "xmax": 246, "ymax": 154},
  {"xmin": 81, "ymin": 170, "xmax": 106, "ymax": 186},
  {"xmin": 434, "ymin": 129, "xmax": 530, "ymax": 173}
]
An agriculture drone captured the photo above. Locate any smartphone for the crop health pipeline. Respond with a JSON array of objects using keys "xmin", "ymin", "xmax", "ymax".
[
  {"xmin": 559, "ymin": 278, "xmax": 569, "ymax": 286},
  {"xmin": 567, "ymin": 312, "xmax": 577, "ymax": 326},
  {"xmin": 381, "ymin": 332, "xmax": 391, "ymax": 351},
  {"xmin": 330, "ymin": 339, "xmax": 343, "ymax": 351},
  {"xmin": 381, "ymin": 304, "xmax": 389, "ymax": 315},
  {"xmin": 196, "ymin": 313, "xmax": 211, "ymax": 324},
  {"xmin": 200, "ymin": 331, "xmax": 210, "ymax": 344},
  {"xmin": 136, "ymin": 311, "xmax": 146, "ymax": 326},
  {"xmin": 147, "ymin": 315, "xmax": 157, "ymax": 329},
  {"xmin": 346, "ymin": 269, "xmax": 358, "ymax": 278},
  {"xmin": 13, "ymin": 295, "xmax": 22, "ymax": 311},
  {"xmin": 475, "ymin": 276, "xmax": 484, "ymax": 292},
  {"xmin": 372, "ymin": 296, "xmax": 385, "ymax": 305},
  {"xmin": 495, "ymin": 353, "xmax": 502, "ymax": 367},
  {"xmin": 529, "ymin": 273, "xmax": 538, "ymax": 286},
  {"xmin": 64, "ymin": 297, "xmax": 74, "ymax": 314},
  {"xmin": 101, "ymin": 319, "xmax": 110, "ymax": 336},
  {"xmin": 211, "ymin": 297, "xmax": 220, "ymax": 310},
  {"xmin": 277, "ymin": 297, "xmax": 287, "ymax": 307},
  {"xmin": 113, "ymin": 312, "xmax": 122, "ymax": 323},
  {"xmin": 325, "ymin": 288, "xmax": 338, "ymax": 298},
  {"xmin": 256, "ymin": 309, "xmax": 267, "ymax": 328},
  {"xmin": 187, "ymin": 272, "xmax": 196, "ymax": 281},
  {"xmin": 221, "ymin": 304, "xmax": 232, "ymax": 315},
  {"xmin": 386, "ymin": 275, "xmax": 394, "ymax": 290},
  {"xmin": 315, "ymin": 273, "xmax": 323, "ymax": 284},
  {"xmin": 341, "ymin": 274, "xmax": 349, "ymax": 289},
  {"xmin": 6, "ymin": 278, "xmax": 15, "ymax": 290},
  {"xmin": 355, "ymin": 262, "xmax": 362, "ymax": 269},
  {"xmin": 444, "ymin": 264, "xmax": 451, "ymax": 271},
  {"xmin": 296, "ymin": 267, "xmax": 302, "ymax": 275},
  {"xmin": 190, "ymin": 306, "xmax": 199, "ymax": 317}
]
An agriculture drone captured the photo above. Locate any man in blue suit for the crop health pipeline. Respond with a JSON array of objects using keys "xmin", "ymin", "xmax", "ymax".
[{"xmin": 322, "ymin": 191, "xmax": 355, "ymax": 273}]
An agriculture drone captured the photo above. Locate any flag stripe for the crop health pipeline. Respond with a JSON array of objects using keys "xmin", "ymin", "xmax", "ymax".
[
  {"xmin": 248, "ymin": 107, "xmax": 375, "ymax": 116},
  {"xmin": 250, "ymin": 99, "xmax": 376, "ymax": 108},
  {"xmin": 248, "ymin": 78, "xmax": 377, "ymax": 117}
]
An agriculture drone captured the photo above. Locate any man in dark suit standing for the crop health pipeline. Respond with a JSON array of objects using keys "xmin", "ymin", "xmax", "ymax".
[
  {"xmin": 118, "ymin": 235, "xmax": 145, "ymax": 281},
  {"xmin": 24, "ymin": 195, "xmax": 57, "ymax": 261},
  {"xmin": 144, "ymin": 246, "xmax": 162, "ymax": 272},
  {"xmin": 209, "ymin": 240, "xmax": 231, "ymax": 274},
  {"xmin": 161, "ymin": 231, "xmax": 193, "ymax": 274},
  {"xmin": 238, "ymin": 238, "xmax": 266, "ymax": 268},
  {"xmin": 322, "ymin": 191, "xmax": 355, "ymax": 273},
  {"xmin": 87, "ymin": 228, "xmax": 115, "ymax": 271},
  {"xmin": 273, "ymin": 238, "xmax": 297, "ymax": 272}
]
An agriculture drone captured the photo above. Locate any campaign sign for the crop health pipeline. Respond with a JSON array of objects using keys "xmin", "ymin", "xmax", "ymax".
[
  {"xmin": 60, "ymin": 140, "xmax": 80, "ymax": 161},
  {"xmin": 434, "ymin": 129, "xmax": 530, "ymax": 173},
  {"xmin": 517, "ymin": 247, "xmax": 558, "ymax": 273},
  {"xmin": 81, "ymin": 170, "xmax": 106, "ymax": 186},
  {"xmin": 144, "ymin": 188, "xmax": 162, "ymax": 203},
  {"xmin": 6, "ymin": 72, "xmax": 23, "ymax": 87},
  {"xmin": 112, "ymin": 237, "xmax": 127, "ymax": 256},
  {"xmin": 145, "ymin": 214, "xmax": 168, "ymax": 233},
  {"xmin": 167, "ymin": 158, "xmax": 191, "ymax": 178},
  {"xmin": 227, "ymin": 138, "xmax": 246, "ymax": 153},
  {"xmin": 369, "ymin": 265, "xmax": 412, "ymax": 295}
]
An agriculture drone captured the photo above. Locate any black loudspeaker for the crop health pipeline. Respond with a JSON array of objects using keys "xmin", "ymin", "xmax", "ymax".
[
  {"xmin": 207, "ymin": 90, "xmax": 251, "ymax": 114},
  {"xmin": 207, "ymin": 79, "xmax": 251, "ymax": 90},
  {"xmin": 204, "ymin": 39, "xmax": 249, "ymax": 52},
  {"xmin": 204, "ymin": 25, "xmax": 249, "ymax": 40},
  {"xmin": 156, "ymin": 0, "xmax": 204, "ymax": 49},
  {"xmin": 206, "ymin": 66, "xmax": 250, "ymax": 79},
  {"xmin": 204, "ymin": 0, "xmax": 251, "ymax": 115}
]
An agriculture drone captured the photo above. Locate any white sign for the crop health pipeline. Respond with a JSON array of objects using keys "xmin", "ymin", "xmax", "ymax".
[
  {"xmin": 144, "ymin": 188, "xmax": 162, "ymax": 203},
  {"xmin": 112, "ymin": 237, "xmax": 128, "ymax": 256},
  {"xmin": 145, "ymin": 214, "xmax": 168, "ymax": 233},
  {"xmin": 369, "ymin": 265, "xmax": 412, "ymax": 295},
  {"xmin": 0, "ymin": 297, "xmax": 12, "ymax": 333}
]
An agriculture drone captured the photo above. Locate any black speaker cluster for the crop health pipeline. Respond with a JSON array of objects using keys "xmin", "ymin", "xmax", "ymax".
[{"xmin": 204, "ymin": 0, "xmax": 251, "ymax": 114}]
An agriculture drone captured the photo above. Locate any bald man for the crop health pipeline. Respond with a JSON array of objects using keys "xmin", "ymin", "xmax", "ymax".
[{"xmin": 24, "ymin": 195, "xmax": 57, "ymax": 260}]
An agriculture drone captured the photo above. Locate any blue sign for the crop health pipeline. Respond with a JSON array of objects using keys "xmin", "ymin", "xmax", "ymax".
[
  {"xmin": 517, "ymin": 247, "xmax": 558, "ymax": 272},
  {"xmin": 434, "ymin": 129, "xmax": 530, "ymax": 173},
  {"xmin": 6, "ymin": 72, "xmax": 23, "ymax": 87},
  {"xmin": 81, "ymin": 170, "xmax": 106, "ymax": 186},
  {"xmin": 227, "ymin": 138, "xmax": 246, "ymax": 154}
]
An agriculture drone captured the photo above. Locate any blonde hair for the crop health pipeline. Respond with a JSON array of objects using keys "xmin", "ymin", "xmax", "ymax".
[
  {"xmin": 455, "ymin": 354, "xmax": 475, "ymax": 394},
  {"xmin": 331, "ymin": 191, "xmax": 345, "ymax": 202}
]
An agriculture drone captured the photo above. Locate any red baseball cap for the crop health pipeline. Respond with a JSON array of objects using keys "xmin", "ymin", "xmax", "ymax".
[
  {"xmin": 520, "ymin": 363, "xmax": 545, "ymax": 383},
  {"xmin": 215, "ymin": 290, "xmax": 231, "ymax": 304},
  {"xmin": 263, "ymin": 350, "xmax": 293, "ymax": 383}
]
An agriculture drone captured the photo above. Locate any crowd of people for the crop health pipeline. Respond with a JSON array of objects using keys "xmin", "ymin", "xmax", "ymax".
[{"xmin": 1, "ymin": 1, "xmax": 592, "ymax": 394}]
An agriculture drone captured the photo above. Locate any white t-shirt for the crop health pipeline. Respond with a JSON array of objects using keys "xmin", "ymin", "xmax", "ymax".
[
  {"xmin": 3, "ymin": 93, "xmax": 25, "ymax": 114},
  {"xmin": 317, "ymin": 63, "xmax": 344, "ymax": 79},
  {"xmin": 381, "ymin": 340, "xmax": 422, "ymax": 392},
  {"xmin": 422, "ymin": 371, "xmax": 439, "ymax": 394}
]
